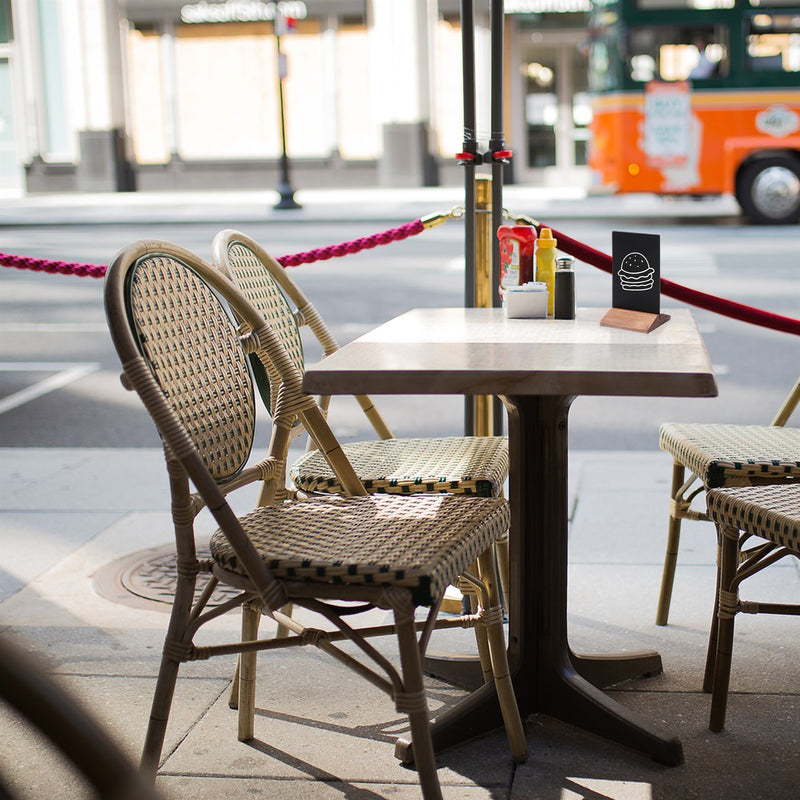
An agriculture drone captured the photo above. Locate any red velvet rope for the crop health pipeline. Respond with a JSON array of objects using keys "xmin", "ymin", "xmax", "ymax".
[
  {"xmin": 277, "ymin": 219, "xmax": 424, "ymax": 266},
  {"xmin": 543, "ymin": 225, "xmax": 800, "ymax": 337},
  {"xmin": 1, "ymin": 216, "xmax": 798, "ymax": 336},
  {"xmin": 0, "ymin": 219, "xmax": 425, "ymax": 278},
  {"xmin": 0, "ymin": 252, "xmax": 108, "ymax": 279}
]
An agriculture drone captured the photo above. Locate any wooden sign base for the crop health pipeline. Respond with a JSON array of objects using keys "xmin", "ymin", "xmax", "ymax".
[{"xmin": 600, "ymin": 307, "xmax": 671, "ymax": 333}]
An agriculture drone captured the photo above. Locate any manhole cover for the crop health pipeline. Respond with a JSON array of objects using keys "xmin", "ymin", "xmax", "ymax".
[{"xmin": 93, "ymin": 541, "xmax": 241, "ymax": 612}]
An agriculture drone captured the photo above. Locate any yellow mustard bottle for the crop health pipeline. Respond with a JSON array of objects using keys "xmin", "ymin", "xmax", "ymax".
[{"xmin": 536, "ymin": 227, "xmax": 557, "ymax": 316}]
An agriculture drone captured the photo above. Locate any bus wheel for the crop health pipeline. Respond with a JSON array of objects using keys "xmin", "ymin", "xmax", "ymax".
[{"xmin": 737, "ymin": 156, "xmax": 800, "ymax": 224}]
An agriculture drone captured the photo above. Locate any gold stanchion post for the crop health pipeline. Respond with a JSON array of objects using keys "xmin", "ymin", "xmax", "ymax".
[{"xmin": 473, "ymin": 175, "xmax": 495, "ymax": 437}]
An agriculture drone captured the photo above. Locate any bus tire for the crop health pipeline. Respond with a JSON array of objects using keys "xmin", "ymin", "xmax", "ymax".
[{"xmin": 736, "ymin": 155, "xmax": 800, "ymax": 225}]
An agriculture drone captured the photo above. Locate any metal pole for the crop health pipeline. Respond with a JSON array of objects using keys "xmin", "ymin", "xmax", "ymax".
[
  {"xmin": 489, "ymin": 0, "xmax": 504, "ymax": 306},
  {"xmin": 461, "ymin": 0, "xmax": 477, "ymax": 308},
  {"xmin": 489, "ymin": 0, "xmax": 505, "ymax": 435},
  {"xmin": 461, "ymin": 0, "xmax": 477, "ymax": 433},
  {"xmin": 274, "ymin": 33, "xmax": 301, "ymax": 210}
]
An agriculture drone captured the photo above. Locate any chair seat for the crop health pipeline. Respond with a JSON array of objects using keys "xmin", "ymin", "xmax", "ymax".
[
  {"xmin": 210, "ymin": 493, "xmax": 510, "ymax": 606},
  {"xmin": 659, "ymin": 423, "xmax": 800, "ymax": 488},
  {"xmin": 290, "ymin": 435, "xmax": 509, "ymax": 497},
  {"xmin": 706, "ymin": 483, "xmax": 800, "ymax": 552}
]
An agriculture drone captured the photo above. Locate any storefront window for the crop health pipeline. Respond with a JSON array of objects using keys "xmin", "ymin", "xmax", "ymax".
[
  {"xmin": 0, "ymin": 58, "xmax": 18, "ymax": 188},
  {"xmin": 37, "ymin": 0, "xmax": 71, "ymax": 159},
  {"xmin": 174, "ymin": 22, "xmax": 283, "ymax": 160},
  {"xmin": 336, "ymin": 21, "xmax": 379, "ymax": 159},
  {"xmin": 0, "ymin": 0, "xmax": 12, "ymax": 43},
  {"xmin": 128, "ymin": 27, "xmax": 170, "ymax": 164},
  {"xmin": 432, "ymin": 16, "xmax": 463, "ymax": 158},
  {"xmin": 128, "ymin": 15, "xmax": 382, "ymax": 164}
]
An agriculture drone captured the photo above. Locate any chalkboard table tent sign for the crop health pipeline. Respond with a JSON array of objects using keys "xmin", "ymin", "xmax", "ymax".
[{"xmin": 600, "ymin": 230, "xmax": 671, "ymax": 333}]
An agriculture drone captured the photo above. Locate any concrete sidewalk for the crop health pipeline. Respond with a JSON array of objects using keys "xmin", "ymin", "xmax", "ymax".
[
  {"xmin": 0, "ymin": 185, "xmax": 742, "ymax": 227},
  {"xmin": 2, "ymin": 446, "xmax": 798, "ymax": 799}
]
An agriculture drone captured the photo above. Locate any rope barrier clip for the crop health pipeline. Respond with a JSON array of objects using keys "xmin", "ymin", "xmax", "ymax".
[
  {"xmin": 420, "ymin": 206, "xmax": 465, "ymax": 230},
  {"xmin": 504, "ymin": 209, "xmax": 540, "ymax": 229}
]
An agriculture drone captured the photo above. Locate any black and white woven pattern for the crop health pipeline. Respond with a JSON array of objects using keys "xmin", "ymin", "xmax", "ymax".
[
  {"xmin": 706, "ymin": 483, "xmax": 800, "ymax": 553},
  {"xmin": 659, "ymin": 422, "xmax": 800, "ymax": 488},
  {"xmin": 291, "ymin": 435, "xmax": 509, "ymax": 497},
  {"xmin": 129, "ymin": 254, "xmax": 256, "ymax": 481},
  {"xmin": 210, "ymin": 493, "xmax": 510, "ymax": 605}
]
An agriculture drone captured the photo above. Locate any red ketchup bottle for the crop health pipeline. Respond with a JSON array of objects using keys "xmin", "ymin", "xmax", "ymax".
[{"xmin": 497, "ymin": 226, "xmax": 537, "ymax": 297}]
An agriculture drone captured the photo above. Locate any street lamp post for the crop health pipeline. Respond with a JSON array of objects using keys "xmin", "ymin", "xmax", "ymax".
[{"xmin": 273, "ymin": 19, "xmax": 301, "ymax": 210}]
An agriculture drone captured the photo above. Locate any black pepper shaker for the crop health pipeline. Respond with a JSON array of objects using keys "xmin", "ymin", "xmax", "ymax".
[{"xmin": 554, "ymin": 256, "xmax": 576, "ymax": 319}]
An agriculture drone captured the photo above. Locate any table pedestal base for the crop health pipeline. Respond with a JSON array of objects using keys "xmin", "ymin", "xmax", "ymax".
[
  {"xmin": 572, "ymin": 649, "xmax": 663, "ymax": 688},
  {"xmin": 400, "ymin": 395, "xmax": 683, "ymax": 768},
  {"xmin": 402, "ymin": 648, "xmax": 680, "ymax": 767},
  {"xmin": 424, "ymin": 648, "xmax": 663, "ymax": 693},
  {"xmin": 423, "ymin": 651, "xmax": 484, "ymax": 692}
]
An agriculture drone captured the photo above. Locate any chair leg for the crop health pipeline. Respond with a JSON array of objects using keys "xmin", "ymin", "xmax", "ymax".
[
  {"xmin": 655, "ymin": 461, "xmax": 687, "ymax": 626},
  {"xmin": 393, "ymin": 600, "xmax": 443, "ymax": 800},
  {"xmin": 709, "ymin": 524, "xmax": 740, "ymax": 732},
  {"xmin": 477, "ymin": 549, "xmax": 527, "ymax": 762},
  {"xmin": 237, "ymin": 602, "xmax": 261, "ymax": 741},
  {"xmin": 140, "ymin": 652, "xmax": 181, "ymax": 779},
  {"xmin": 495, "ymin": 533, "xmax": 511, "ymax": 620},
  {"xmin": 702, "ymin": 532, "xmax": 723, "ymax": 693},
  {"xmin": 228, "ymin": 660, "xmax": 240, "ymax": 710},
  {"xmin": 462, "ymin": 560, "xmax": 493, "ymax": 684},
  {"xmin": 141, "ymin": 566, "xmax": 197, "ymax": 780},
  {"xmin": 230, "ymin": 600, "xmax": 291, "ymax": 709}
]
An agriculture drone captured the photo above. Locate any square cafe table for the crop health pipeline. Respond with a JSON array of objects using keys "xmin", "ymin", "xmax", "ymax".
[{"xmin": 302, "ymin": 306, "xmax": 717, "ymax": 766}]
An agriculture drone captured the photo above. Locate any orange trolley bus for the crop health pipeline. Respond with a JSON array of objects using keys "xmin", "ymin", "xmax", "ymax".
[{"xmin": 587, "ymin": 0, "xmax": 800, "ymax": 223}]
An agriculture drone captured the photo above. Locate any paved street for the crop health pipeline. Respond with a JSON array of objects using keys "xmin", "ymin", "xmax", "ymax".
[{"xmin": 0, "ymin": 186, "xmax": 797, "ymax": 450}]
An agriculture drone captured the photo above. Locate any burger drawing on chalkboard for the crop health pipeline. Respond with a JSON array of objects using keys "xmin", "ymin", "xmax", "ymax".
[{"xmin": 618, "ymin": 251, "xmax": 655, "ymax": 292}]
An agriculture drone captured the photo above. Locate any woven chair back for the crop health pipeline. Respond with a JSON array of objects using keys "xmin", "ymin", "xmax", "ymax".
[
  {"xmin": 105, "ymin": 240, "xmax": 367, "ymax": 500},
  {"xmin": 111, "ymin": 247, "xmax": 257, "ymax": 482},
  {"xmin": 213, "ymin": 230, "xmax": 340, "ymax": 358},
  {"xmin": 212, "ymin": 233, "xmax": 309, "ymax": 419},
  {"xmin": 212, "ymin": 230, "xmax": 394, "ymax": 441},
  {"xmin": 104, "ymin": 240, "xmax": 308, "ymax": 611}
]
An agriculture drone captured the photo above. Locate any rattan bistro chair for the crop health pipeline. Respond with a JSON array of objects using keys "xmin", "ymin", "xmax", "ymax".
[
  {"xmin": 210, "ymin": 230, "xmax": 510, "ymax": 502},
  {"xmin": 655, "ymin": 376, "xmax": 800, "ymax": 625},
  {"xmin": 212, "ymin": 230, "xmax": 511, "ymax": 624},
  {"xmin": 104, "ymin": 240, "xmax": 526, "ymax": 797},
  {"xmin": 704, "ymin": 483, "xmax": 800, "ymax": 731}
]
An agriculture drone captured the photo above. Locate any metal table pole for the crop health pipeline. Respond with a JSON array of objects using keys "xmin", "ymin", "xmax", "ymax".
[
  {"xmin": 461, "ymin": 0, "xmax": 478, "ymax": 434},
  {"xmin": 489, "ymin": 0, "xmax": 506, "ymax": 435}
]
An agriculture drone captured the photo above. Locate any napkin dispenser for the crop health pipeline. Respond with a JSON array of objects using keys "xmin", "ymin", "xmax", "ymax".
[{"xmin": 503, "ymin": 282, "xmax": 548, "ymax": 319}]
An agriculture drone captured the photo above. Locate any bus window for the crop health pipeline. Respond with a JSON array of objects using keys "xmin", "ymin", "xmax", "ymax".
[
  {"xmin": 747, "ymin": 13, "xmax": 800, "ymax": 72},
  {"xmin": 636, "ymin": 0, "xmax": 733, "ymax": 8},
  {"xmin": 586, "ymin": 19, "xmax": 623, "ymax": 92},
  {"xmin": 627, "ymin": 25, "xmax": 728, "ymax": 82}
]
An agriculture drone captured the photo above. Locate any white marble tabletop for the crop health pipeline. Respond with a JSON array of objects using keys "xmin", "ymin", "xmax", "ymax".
[{"xmin": 302, "ymin": 307, "xmax": 718, "ymax": 400}]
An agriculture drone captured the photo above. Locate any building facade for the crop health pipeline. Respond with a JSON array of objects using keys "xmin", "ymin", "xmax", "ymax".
[{"xmin": 3, "ymin": 0, "xmax": 591, "ymax": 194}]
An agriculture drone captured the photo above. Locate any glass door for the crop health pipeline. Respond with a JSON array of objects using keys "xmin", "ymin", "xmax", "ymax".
[
  {"xmin": 0, "ymin": 57, "xmax": 21, "ymax": 193},
  {"xmin": 518, "ymin": 29, "xmax": 591, "ymax": 186}
]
